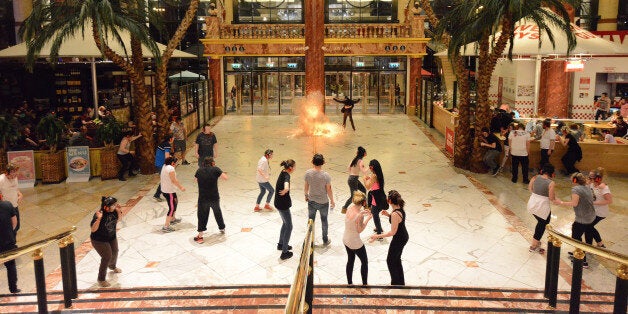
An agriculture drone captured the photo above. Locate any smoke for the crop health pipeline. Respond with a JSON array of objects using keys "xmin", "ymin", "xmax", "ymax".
[{"xmin": 289, "ymin": 91, "xmax": 343, "ymax": 138}]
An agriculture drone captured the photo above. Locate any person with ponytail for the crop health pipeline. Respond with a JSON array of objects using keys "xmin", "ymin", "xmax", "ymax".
[
  {"xmin": 364, "ymin": 159, "xmax": 387, "ymax": 235},
  {"xmin": 370, "ymin": 190, "xmax": 409, "ymax": 285},
  {"xmin": 343, "ymin": 191, "xmax": 372, "ymax": 285},
  {"xmin": 90, "ymin": 196, "xmax": 124, "ymax": 287},
  {"xmin": 553, "ymin": 173, "xmax": 596, "ymax": 268},
  {"xmin": 342, "ymin": 147, "xmax": 368, "ymax": 214},
  {"xmin": 526, "ymin": 163, "xmax": 557, "ymax": 254},
  {"xmin": 586, "ymin": 168, "xmax": 612, "ymax": 248},
  {"xmin": 275, "ymin": 159, "xmax": 296, "ymax": 260}
]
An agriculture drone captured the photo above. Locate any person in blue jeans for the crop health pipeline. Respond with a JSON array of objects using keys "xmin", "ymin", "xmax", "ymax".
[
  {"xmin": 274, "ymin": 159, "xmax": 295, "ymax": 260},
  {"xmin": 254, "ymin": 149, "xmax": 274, "ymax": 212},
  {"xmin": 304, "ymin": 154, "xmax": 335, "ymax": 245}
]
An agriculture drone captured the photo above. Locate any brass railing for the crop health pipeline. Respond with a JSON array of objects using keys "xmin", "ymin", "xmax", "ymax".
[
  {"xmin": 0, "ymin": 226, "xmax": 78, "ymax": 313},
  {"xmin": 285, "ymin": 219, "xmax": 315, "ymax": 314},
  {"xmin": 544, "ymin": 225, "xmax": 627, "ymax": 313}
]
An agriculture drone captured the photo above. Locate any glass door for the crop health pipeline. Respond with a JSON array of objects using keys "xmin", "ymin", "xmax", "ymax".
[
  {"xmin": 325, "ymin": 72, "xmax": 351, "ymax": 113},
  {"xmin": 379, "ymin": 72, "xmax": 405, "ymax": 114},
  {"xmin": 279, "ymin": 73, "xmax": 305, "ymax": 115},
  {"xmin": 253, "ymin": 72, "xmax": 279, "ymax": 115},
  {"xmin": 225, "ymin": 73, "xmax": 253, "ymax": 115}
]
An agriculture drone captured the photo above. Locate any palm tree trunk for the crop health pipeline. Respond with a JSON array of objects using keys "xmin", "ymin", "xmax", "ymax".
[
  {"xmin": 469, "ymin": 17, "xmax": 513, "ymax": 173},
  {"xmin": 452, "ymin": 56, "xmax": 471, "ymax": 169},
  {"xmin": 155, "ymin": 0, "xmax": 200, "ymax": 141}
]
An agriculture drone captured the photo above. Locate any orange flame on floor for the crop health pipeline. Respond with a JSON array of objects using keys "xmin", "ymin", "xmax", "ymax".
[{"xmin": 290, "ymin": 92, "xmax": 343, "ymax": 139}]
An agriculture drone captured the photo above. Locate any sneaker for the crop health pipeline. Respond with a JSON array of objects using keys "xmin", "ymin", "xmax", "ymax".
[
  {"xmin": 194, "ymin": 236, "xmax": 204, "ymax": 244},
  {"xmin": 98, "ymin": 280, "xmax": 111, "ymax": 288},
  {"xmin": 108, "ymin": 266, "xmax": 122, "ymax": 273},
  {"xmin": 219, "ymin": 229, "xmax": 225, "ymax": 234},
  {"xmin": 162, "ymin": 226, "xmax": 175, "ymax": 233},
  {"xmin": 597, "ymin": 244, "xmax": 606, "ymax": 248},
  {"xmin": 10, "ymin": 288, "xmax": 21, "ymax": 294},
  {"xmin": 264, "ymin": 204, "xmax": 274, "ymax": 211},
  {"xmin": 182, "ymin": 160, "xmax": 190, "ymax": 165},
  {"xmin": 171, "ymin": 218, "xmax": 182, "ymax": 224},
  {"xmin": 254, "ymin": 205, "xmax": 261, "ymax": 212},
  {"xmin": 277, "ymin": 244, "xmax": 293, "ymax": 251},
  {"xmin": 118, "ymin": 177, "xmax": 127, "ymax": 181},
  {"xmin": 280, "ymin": 251, "xmax": 294, "ymax": 260},
  {"xmin": 323, "ymin": 239, "xmax": 331, "ymax": 246},
  {"xmin": 153, "ymin": 196, "xmax": 163, "ymax": 202},
  {"xmin": 583, "ymin": 261, "xmax": 589, "ymax": 269},
  {"xmin": 491, "ymin": 167, "xmax": 499, "ymax": 176}
]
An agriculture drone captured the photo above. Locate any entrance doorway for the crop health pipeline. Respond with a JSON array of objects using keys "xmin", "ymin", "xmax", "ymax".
[{"xmin": 226, "ymin": 72, "xmax": 305, "ymax": 115}]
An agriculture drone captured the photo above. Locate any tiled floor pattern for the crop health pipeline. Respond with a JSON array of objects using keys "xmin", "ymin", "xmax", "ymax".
[{"xmin": 0, "ymin": 115, "xmax": 625, "ymax": 312}]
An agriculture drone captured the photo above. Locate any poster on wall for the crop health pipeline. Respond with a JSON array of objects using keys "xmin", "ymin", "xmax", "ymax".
[
  {"xmin": 7, "ymin": 151, "xmax": 36, "ymax": 188},
  {"xmin": 579, "ymin": 77, "xmax": 590, "ymax": 90},
  {"xmin": 66, "ymin": 146, "xmax": 91, "ymax": 182},
  {"xmin": 517, "ymin": 85, "xmax": 534, "ymax": 97},
  {"xmin": 445, "ymin": 127, "xmax": 455, "ymax": 156}
]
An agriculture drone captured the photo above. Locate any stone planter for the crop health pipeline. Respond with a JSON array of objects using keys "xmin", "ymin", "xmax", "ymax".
[
  {"xmin": 40, "ymin": 150, "xmax": 66, "ymax": 183},
  {"xmin": 100, "ymin": 147, "xmax": 120, "ymax": 180}
]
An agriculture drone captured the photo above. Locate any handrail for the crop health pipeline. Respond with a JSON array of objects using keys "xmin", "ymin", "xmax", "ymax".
[
  {"xmin": 0, "ymin": 226, "xmax": 77, "ymax": 264},
  {"xmin": 544, "ymin": 224, "xmax": 627, "ymax": 312},
  {"xmin": 546, "ymin": 225, "xmax": 627, "ymax": 268},
  {"xmin": 285, "ymin": 219, "xmax": 314, "ymax": 314}
]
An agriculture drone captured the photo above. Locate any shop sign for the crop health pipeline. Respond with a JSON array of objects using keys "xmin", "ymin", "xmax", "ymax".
[
  {"xmin": 7, "ymin": 150, "xmax": 36, "ymax": 188},
  {"xmin": 579, "ymin": 77, "xmax": 590, "ymax": 90},
  {"xmin": 355, "ymin": 61, "xmax": 365, "ymax": 67},
  {"xmin": 564, "ymin": 60, "xmax": 584, "ymax": 72},
  {"xmin": 445, "ymin": 127, "xmax": 455, "ymax": 156},
  {"xmin": 231, "ymin": 63, "xmax": 242, "ymax": 69},
  {"xmin": 388, "ymin": 62, "xmax": 400, "ymax": 69},
  {"xmin": 66, "ymin": 146, "xmax": 91, "ymax": 182},
  {"xmin": 287, "ymin": 63, "xmax": 298, "ymax": 69}
]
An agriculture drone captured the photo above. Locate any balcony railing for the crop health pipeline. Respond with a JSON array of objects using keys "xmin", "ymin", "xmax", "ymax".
[{"xmin": 204, "ymin": 16, "xmax": 425, "ymax": 40}]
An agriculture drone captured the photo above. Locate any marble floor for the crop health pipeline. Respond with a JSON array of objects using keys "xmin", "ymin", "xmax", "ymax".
[{"xmin": 2, "ymin": 115, "xmax": 625, "ymax": 296}]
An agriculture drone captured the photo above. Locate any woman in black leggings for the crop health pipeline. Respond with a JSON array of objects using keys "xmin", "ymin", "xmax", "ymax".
[
  {"xmin": 342, "ymin": 191, "xmax": 372, "ymax": 285},
  {"xmin": 342, "ymin": 146, "xmax": 367, "ymax": 213},
  {"xmin": 364, "ymin": 159, "xmax": 387, "ymax": 235},
  {"xmin": 370, "ymin": 190, "xmax": 409, "ymax": 285}
]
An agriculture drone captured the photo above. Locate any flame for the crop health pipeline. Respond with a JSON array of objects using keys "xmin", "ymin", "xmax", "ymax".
[{"xmin": 289, "ymin": 91, "xmax": 343, "ymax": 139}]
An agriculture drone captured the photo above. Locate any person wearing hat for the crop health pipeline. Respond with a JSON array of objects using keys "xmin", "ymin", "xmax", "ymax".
[
  {"xmin": 90, "ymin": 196, "xmax": 124, "ymax": 287},
  {"xmin": 254, "ymin": 149, "xmax": 275, "ymax": 212}
]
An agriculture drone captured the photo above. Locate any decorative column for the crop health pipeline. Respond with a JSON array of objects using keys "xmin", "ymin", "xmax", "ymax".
[
  {"xmin": 304, "ymin": 0, "xmax": 325, "ymax": 101},
  {"xmin": 538, "ymin": 60, "xmax": 569, "ymax": 118},
  {"xmin": 408, "ymin": 56, "xmax": 422, "ymax": 116},
  {"xmin": 208, "ymin": 57, "xmax": 223, "ymax": 116},
  {"xmin": 12, "ymin": 0, "xmax": 32, "ymax": 44}
]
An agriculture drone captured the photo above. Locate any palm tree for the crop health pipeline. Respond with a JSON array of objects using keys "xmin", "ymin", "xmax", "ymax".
[
  {"xmin": 153, "ymin": 0, "xmax": 200, "ymax": 142},
  {"xmin": 420, "ymin": 0, "xmax": 474, "ymax": 169},
  {"xmin": 435, "ymin": 0, "xmax": 578, "ymax": 172},
  {"xmin": 21, "ymin": 0, "xmax": 161, "ymax": 173}
]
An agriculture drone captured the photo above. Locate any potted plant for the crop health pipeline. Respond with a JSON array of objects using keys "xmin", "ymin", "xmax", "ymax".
[
  {"xmin": 95, "ymin": 117, "xmax": 123, "ymax": 180},
  {"xmin": 0, "ymin": 115, "xmax": 20, "ymax": 172},
  {"xmin": 36, "ymin": 114, "xmax": 67, "ymax": 183}
]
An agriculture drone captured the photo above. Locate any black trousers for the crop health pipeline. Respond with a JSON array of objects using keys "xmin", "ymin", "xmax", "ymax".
[
  {"xmin": 572, "ymin": 221, "xmax": 594, "ymax": 262},
  {"xmin": 1, "ymin": 244, "xmax": 18, "ymax": 292},
  {"xmin": 585, "ymin": 216, "xmax": 605, "ymax": 245},
  {"xmin": 561, "ymin": 152, "xmax": 580, "ymax": 175},
  {"xmin": 387, "ymin": 237, "xmax": 408, "ymax": 285},
  {"xmin": 533, "ymin": 214, "xmax": 551, "ymax": 241},
  {"xmin": 117, "ymin": 153, "xmax": 134, "ymax": 178},
  {"xmin": 511, "ymin": 155, "xmax": 529, "ymax": 183},
  {"xmin": 342, "ymin": 110, "xmax": 355, "ymax": 130},
  {"xmin": 345, "ymin": 245, "xmax": 368, "ymax": 285},
  {"xmin": 197, "ymin": 199, "xmax": 225, "ymax": 231},
  {"xmin": 540, "ymin": 149, "xmax": 550, "ymax": 168},
  {"xmin": 343, "ymin": 175, "xmax": 366, "ymax": 210}
]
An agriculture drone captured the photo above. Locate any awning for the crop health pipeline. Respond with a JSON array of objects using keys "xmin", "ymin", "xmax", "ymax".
[
  {"xmin": 169, "ymin": 70, "xmax": 206, "ymax": 80},
  {"xmin": 0, "ymin": 23, "xmax": 196, "ymax": 59}
]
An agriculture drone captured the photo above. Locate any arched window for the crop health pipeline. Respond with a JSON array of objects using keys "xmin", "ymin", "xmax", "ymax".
[{"xmin": 234, "ymin": 0, "xmax": 304, "ymax": 24}]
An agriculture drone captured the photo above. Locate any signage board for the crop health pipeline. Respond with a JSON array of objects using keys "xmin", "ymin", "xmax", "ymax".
[
  {"xmin": 7, "ymin": 150, "xmax": 36, "ymax": 188},
  {"xmin": 66, "ymin": 146, "xmax": 91, "ymax": 182}
]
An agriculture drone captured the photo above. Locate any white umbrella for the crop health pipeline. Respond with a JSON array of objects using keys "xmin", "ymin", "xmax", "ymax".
[{"xmin": 169, "ymin": 70, "xmax": 206, "ymax": 80}]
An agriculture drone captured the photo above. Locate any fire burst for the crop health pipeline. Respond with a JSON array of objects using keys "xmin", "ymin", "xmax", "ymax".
[{"xmin": 289, "ymin": 91, "xmax": 343, "ymax": 139}]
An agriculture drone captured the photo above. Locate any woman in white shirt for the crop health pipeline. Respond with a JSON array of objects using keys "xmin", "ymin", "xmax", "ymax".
[
  {"xmin": 586, "ymin": 168, "xmax": 612, "ymax": 248},
  {"xmin": 343, "ymin": 191, "xmax": 372, "ymax": 285}
]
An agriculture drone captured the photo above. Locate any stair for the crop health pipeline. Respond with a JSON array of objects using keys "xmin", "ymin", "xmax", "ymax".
[
  {"xmin": 0, "ymin": 285, "xmax": 615, "ymax": 313},
  {"xmin": 437, "ymin": 55, "xmax": 457, "ymax": 99}
]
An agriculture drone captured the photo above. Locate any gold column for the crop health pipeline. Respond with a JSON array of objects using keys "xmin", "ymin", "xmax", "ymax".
[
  {"xmin": 305, "ymin": 0, "xmax": 325, "ymax": 100},
  {"xmin": 538, "ymin": 60, "xmax": 569, "ymax": 118}
]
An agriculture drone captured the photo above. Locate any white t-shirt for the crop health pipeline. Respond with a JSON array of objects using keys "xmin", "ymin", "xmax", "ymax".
[
  {"xmin": 539, "ymin": 128, "xmax": 556, "ymax": 149},
  {"xmin": 0, "ymin": 174, "xmax": 19, "ymax": 207},
  {"xmin": 256, "ymin": 156, "xmax": 270, "ymax": 183},
  {"xmin": 160, "ymin": 165, "xmax": 177, "ymax": 193},
  {"xmin": 509, "ymin": 130, "xmax": 530, "ymax": 156},
  {"xmin": 590, "ymin": 183, "xmax": 611, "ymax": 217}
]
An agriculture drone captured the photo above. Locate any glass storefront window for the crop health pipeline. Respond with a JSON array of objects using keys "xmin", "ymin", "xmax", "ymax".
[
  {"xmin": 234, "ymin": 0, "xmax": 304, "ymax": 24},
  {"xmin": 326, "ymin": 0, "xmax": 397, "ymax": 23}
]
